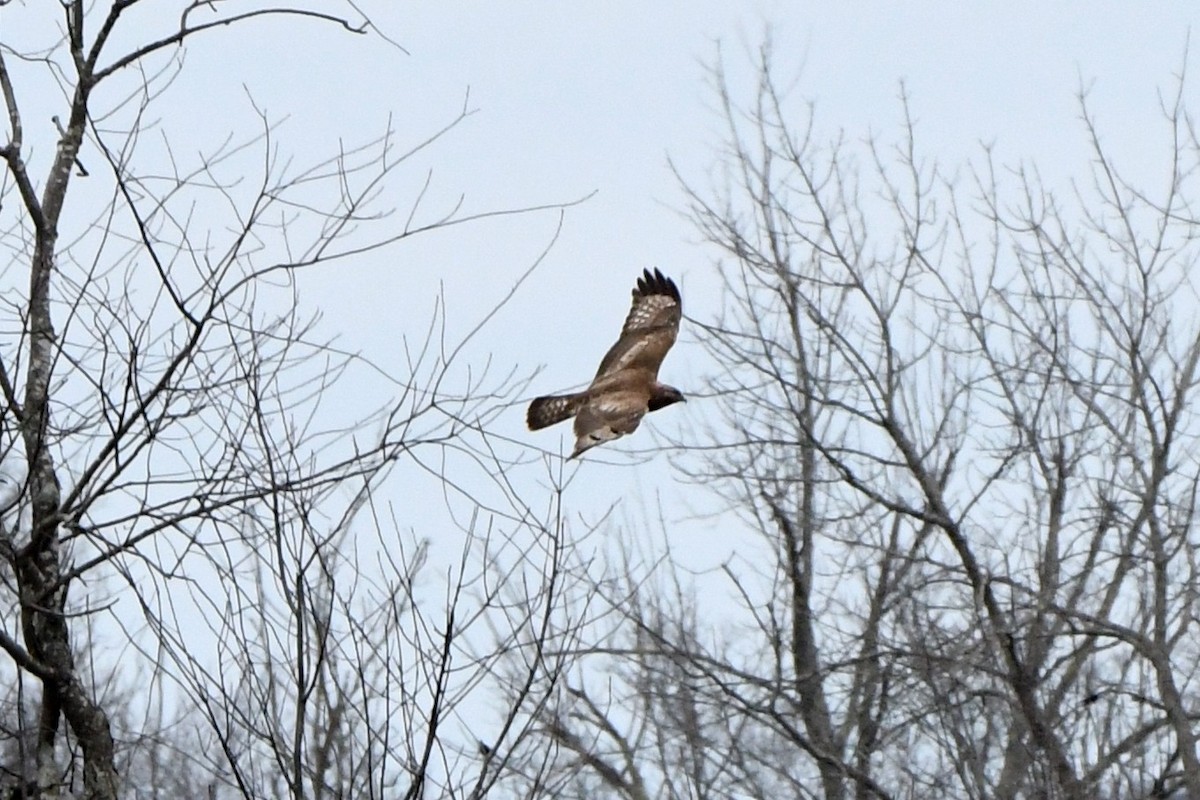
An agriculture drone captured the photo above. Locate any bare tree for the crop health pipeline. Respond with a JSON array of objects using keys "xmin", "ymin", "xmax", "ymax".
[
  {"xmin": 1, "ymin": 3, "xmax": 592, "ymax": 798},
  {"xmin": 540, "ymin": 46, "xmax": 1200, "ymax": 800}
]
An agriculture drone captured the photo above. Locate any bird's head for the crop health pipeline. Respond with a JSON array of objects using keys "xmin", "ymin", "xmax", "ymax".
[{"xmin": 648, "ymin": 385, "xmax": 686, "ymax": 412}]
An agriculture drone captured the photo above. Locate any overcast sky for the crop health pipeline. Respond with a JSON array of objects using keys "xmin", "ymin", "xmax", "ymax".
[
  {"xmin": 6, "ymin": 1, "xmax": 1200, "ymax": 561},
  {"xmin": 346, "ymin": 3, "xmax": 1198, "ymax": 551}
]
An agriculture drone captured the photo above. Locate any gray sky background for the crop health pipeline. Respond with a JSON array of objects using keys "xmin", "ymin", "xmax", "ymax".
[
  {"xmin": 4, "ymin": 1, "xmax": 1197, "ymax": 557},
  {"xmin": 353, "ymin": 3, "xmax": 1198, "ymax": 556},
  {"xmin": 7, "ymin": 0, "xmax": 1199, "ymax": 562}
]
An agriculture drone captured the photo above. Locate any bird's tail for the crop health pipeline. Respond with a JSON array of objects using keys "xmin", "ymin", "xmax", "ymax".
[{"xmin": 527, "ymin": 392, "xmax": 587, "ymax": 430}]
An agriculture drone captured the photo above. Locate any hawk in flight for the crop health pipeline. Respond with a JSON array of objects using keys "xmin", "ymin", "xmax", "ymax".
[{"xmin": 527, "ymin": 268, "xmax": 685, "ymax": 458}]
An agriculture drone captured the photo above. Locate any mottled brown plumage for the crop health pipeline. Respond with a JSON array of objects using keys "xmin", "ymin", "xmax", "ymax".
[{"xmin": 527, "ymin": 269, "xmax": 685, "ymax": 458}]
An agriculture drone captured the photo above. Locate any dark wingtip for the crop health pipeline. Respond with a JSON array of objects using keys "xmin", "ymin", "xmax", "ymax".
[{"xmin": 635, "ymin": 268, "xmax": 680, "ymax": 303}]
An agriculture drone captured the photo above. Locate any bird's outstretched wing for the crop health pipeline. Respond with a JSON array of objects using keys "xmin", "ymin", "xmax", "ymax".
[{"xmin": 592, "ymin": 268, "xmax": 682, "ymax": 381}]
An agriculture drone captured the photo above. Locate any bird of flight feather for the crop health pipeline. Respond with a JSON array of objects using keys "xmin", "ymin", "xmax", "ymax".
[{"xmin": 527, "ymin": 268, "xmax": 685, "ymax": 458}]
